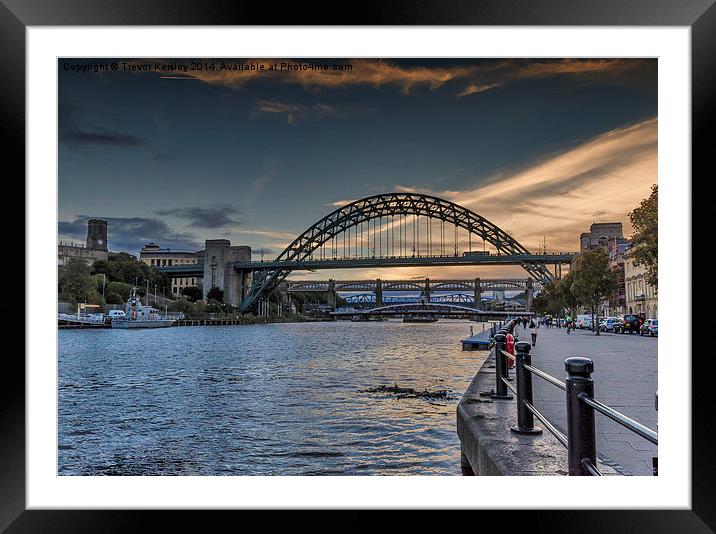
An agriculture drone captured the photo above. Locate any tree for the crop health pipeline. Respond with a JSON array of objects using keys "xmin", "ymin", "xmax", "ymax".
[
  {"xmin": 181, "ymin": 285, "xmax": 203, "ymax": 302},
  {"xmin": 106, "ymin": 293, "xmax": 124, "ymax": 305},
  {"xmin": 628, "ymin": 184, "xmax": 658, "ymax": 288},
  {"xmin": 207, "ymin": 287, "xmax": 224, "ymax": 302},
  {"xmin": 570, "ymin": 250, "xmax": 619, "ymax": 335},
  {"xmin": 58, "ymin": 258, "xmax": 93, "ymax": 304}
]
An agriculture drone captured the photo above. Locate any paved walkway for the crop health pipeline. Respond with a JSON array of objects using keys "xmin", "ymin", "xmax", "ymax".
[{"xmin": 514, "ymin": 323, "xmax": 658, "ymax": 475}]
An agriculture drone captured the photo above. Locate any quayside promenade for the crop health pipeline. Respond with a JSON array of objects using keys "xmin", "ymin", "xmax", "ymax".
[{"xmin": 458, "ymin": 324, "xmax": 657, "ymax": 476}]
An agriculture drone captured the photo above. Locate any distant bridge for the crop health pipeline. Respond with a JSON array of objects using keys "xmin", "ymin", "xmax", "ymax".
[
  {"xmin": 344, "ymin": 293, "xmax": 478, "ymax": 306},
  {"xmin": 285, "ymin": 278, "xmax": 541, "ymax": 293},
  {"xmin": 330, "ymin": 302, "xmax": 534, "ymax": 319},
  {"xmin": 285, "ymin": 276, "xmax": 538, "ymax": 311}
]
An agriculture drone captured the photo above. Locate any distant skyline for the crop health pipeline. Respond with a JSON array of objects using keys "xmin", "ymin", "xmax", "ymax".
[{"xmin": 58, "ymin": 58, "xmax": 657, "ymax": 279}]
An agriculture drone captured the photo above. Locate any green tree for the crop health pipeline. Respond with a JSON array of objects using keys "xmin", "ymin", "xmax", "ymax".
[
  {"xmin": 181, "ymin": 285, "xmax": 203, "ymax": 302},
  {"xmin": 106, "ymin": 281, "xmax": 133, "ymax": 301},
  {"xmin": 58, "ymin": 258, "xmax": 93, "ymax": 304},
  {"xmin": 570, "ymin": 250, "xmax": 619, "ymax": 335},
  {"xmin": 106, "ymin": 293, "xmax": 124, "ymax": 305},
  {"xmin": 559, "ymin": 271, "xmax": 580, "ymax": 317},
  {"xmin": 628, "ymin": 184, "xmax": 658, "ymax": 288},
  {"xmin": 207, "ymin": 287, "xmax": 224, "ymax": 302}
]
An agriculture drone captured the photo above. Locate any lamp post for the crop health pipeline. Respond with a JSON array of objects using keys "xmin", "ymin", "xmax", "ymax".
[{"xmin": 145, "ymin": 279, "xmax": 150, "ymax": 306}]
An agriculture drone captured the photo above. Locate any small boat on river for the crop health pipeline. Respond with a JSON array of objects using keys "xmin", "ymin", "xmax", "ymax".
[{"xmin": 111, "ymin": 289, "xmax": 175, "ymax": 329}]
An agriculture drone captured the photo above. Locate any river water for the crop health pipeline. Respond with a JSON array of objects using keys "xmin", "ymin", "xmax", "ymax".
[{"xmin": 58, "ymin": 320, "xmax": 490, "ymax": 475}]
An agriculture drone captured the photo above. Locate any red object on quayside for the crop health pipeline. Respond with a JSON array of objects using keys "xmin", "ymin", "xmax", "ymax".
[{"xmin": 506, "ymin": 333, "xmax": 515, "ymax": 368}]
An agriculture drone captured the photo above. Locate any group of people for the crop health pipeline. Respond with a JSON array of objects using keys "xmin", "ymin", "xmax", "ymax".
[
  {"xmin": 515, "ymin": 314, "xmax": 579, "ymax": 344},
  {"xmin": 517, "ymin": 316, "xmax": 538, "ymax": 346},
  {"xmin": 539, "ymin": 315, "xmax": 575, "ymax": 333}
]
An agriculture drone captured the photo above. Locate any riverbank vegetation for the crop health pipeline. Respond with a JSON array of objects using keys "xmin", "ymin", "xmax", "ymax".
[{"xmin": 58, "ymin": 253, "xmax": 170, "ymax": 305}]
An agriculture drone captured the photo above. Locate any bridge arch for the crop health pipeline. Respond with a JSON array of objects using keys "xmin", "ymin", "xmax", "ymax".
[{"xmin": 241, "ymin": 192, "xmax": 551, "ymax": 311}]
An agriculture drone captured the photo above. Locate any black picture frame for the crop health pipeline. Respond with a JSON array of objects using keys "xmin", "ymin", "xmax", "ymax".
[{"xmin": 4, "ymin": 0, "xmax": 710, "ymax": 531}]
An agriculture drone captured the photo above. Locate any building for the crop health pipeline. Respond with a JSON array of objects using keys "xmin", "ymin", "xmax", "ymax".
[
  {"xmin": 139, "ymin": 243, "xmax": 203, "ymax": 296},
  {"xmin": 603, "ymin": 236, "xmax": 630, "ymax": 316},
  {"xmin": 58, "ymin": 219, "xmax": 109, "ymax": 267},
  {"xmin": 579, "ymin": 222, "xmax": 626, "ymax": 252},
  {"xmin": 624, "ymin": 253, "xmax": 657, "ymax": 319}
]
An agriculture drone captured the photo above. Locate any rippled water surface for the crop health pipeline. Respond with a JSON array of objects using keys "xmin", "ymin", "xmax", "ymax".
[{"xmin": 59, "ymin": 320, "xmax": 489, "ymax": 475}]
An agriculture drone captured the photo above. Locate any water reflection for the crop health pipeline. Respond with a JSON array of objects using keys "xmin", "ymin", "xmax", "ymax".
[{"xmin": 59, "ymin": 320, "xmax": 489, "ymax": 475}]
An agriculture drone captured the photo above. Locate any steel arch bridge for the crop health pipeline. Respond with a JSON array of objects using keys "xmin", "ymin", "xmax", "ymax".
[{"xmin": 240, "ymin": 192, "xmax": 553, "ymax": 312}]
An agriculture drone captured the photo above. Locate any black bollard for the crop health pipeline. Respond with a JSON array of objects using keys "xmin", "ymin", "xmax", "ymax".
[
  {"xmin": 565, "ymin": 357, "xmax": 597, "ymax": 475},
  {"xmin": 490, "ymin": 333, "xmax": 513, "ymax": 399},
  {"xmin": 510, "ymin": 341, "xmax": 542, "ymax": 435}
]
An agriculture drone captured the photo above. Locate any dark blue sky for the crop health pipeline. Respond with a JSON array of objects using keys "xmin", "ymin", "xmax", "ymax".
[{"xmin": 58, "ymin": 58, "xmax": 657, "ymax": 269}]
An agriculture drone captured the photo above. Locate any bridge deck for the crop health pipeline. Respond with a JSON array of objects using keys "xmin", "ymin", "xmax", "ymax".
[{"xmin": 234, "ymin": 253, "xmax": 574, "ymax": 271}]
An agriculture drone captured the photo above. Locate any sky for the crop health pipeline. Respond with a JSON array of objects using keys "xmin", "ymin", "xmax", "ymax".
[{"xmin": 58, "ymin": 58, "xmax": 657, "ymax": 280}]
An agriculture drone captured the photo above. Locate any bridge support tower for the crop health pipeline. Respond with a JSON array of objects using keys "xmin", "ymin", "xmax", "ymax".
[
  {"xmin": 423, "ymin": 278, "xmax": 431, "ymax": 304},
  {"xmin": 328, "ymin": 279, "xmax": 337, "ymax": 311},
  {"xmin": 474, "ymin": 278, "xmax": 482, "ymax": 311},
  {"xmin": 203, "ymin": 239, "xmax": 252, "ymax": 307},
  {"xmin": 375, "ymin": 279, "xmax": 383, "ymax": 307},
  {"xmin": 525, "ymin": 278, "xmax": 534, "ymax": 312}
]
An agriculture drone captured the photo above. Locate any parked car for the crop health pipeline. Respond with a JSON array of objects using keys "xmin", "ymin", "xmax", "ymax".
[
  {"xmin": 640, "ymin": 319, "xmax": 658, "ymax": 337},
  {"xmin": 600, "ymin": 317, "xmax": 621, "ymax": 332},
  {"xmin": 576, "ymin": 314, "xmax": 593, "ymax": 329},
  {"xmin": 616, "ymin": 314, "xmax": 642, "ymax": 334},
  {"xmin": 108, "ymin": 309, "xmax": 126, "ymax": 318}
]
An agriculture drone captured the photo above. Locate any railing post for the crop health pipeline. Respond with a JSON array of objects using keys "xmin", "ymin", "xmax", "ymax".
[
  {"xmin": 490, "ymin": 332, "xmax": 513, "ymax": 399},
  {"xmin": 511, "ymin": 341, "xmax": 542, "ymax": 435},
  {"xmin": 565, "ymin": 357, "xmax": 597, "ymax": 475}
]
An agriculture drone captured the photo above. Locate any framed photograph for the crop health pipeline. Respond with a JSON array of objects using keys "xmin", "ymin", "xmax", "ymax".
[{"xmin": 6, "ymin": 0, "xmax": 711, "ymax": 530}]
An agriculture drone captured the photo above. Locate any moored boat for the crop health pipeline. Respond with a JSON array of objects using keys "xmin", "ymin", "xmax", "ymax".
[{"xmin": 111, "ymin": 289, "xmax": 175, "ymax": 328}]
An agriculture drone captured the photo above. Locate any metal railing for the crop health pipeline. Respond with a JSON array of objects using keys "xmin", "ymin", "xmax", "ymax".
[{"xmin": 482, "ymin": 319, "xmax": 658, "ymax": 476}]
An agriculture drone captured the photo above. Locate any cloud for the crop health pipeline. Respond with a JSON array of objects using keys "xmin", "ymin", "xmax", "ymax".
[
  {"xmin": 155, "ymin": 205, "xmax": 241, "ymax": 228},
  {"xmin": 252, "ymin": 164, "xmax": 276, "ymax": 193},
  {"xmin": 324, "ymin": 199, "xmax": 357, "ymax": 207},
  {"xmin": 229, "ymin": 228, "xmax": 297, "ymax": 240},
  {"xmin": 59, "ymin": 102, "xmax": 144, "ymax": 147},
  {"xmin": 59, "ymin": 216, "xmax": 200, "ymax": 254},
  {"xmin": 457, "ymin": 83, "xmax": 502, "ymax": 97},
  {"xmin": 129, "ymin": 58, "xmax": 653, "ymax": 98},
  {"xmin": 396, "ymin": 117, "xmax": 658, "ymax": 251},
  {"xmin": 252, "ymin": 100, "xmax": 340, "ymax": 124}
]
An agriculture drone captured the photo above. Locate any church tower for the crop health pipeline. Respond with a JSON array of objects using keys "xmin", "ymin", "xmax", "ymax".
[{"xmin": 86, "ymin": 219, "xmax": 108, "ymax": 251}]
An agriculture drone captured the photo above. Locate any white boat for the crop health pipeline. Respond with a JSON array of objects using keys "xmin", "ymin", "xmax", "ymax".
[{"xmin": 111, "ymin": 289, "xmax": 175, "ymax": 329}]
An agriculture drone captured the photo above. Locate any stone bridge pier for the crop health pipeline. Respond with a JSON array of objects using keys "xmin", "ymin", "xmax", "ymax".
[
  {"xmin": 525, "ymin": 278, "xmax": 534, "ymax": 312},
  {"xmin": 375, "ymin": 279, "xmax": 383, "ymax": 307},
  {"xmin": 203, "ymin": 239, "xmax": 252, "ymax": 307},
  {"xmin": 423, "ymin": 278, "xmax": 431, "ymax": 304},
  {"xmin": 474, "ymin": 278, "xmax": 482, "ymax": 310},
  {"xmin": 328, "ymin": 279, "xmax": 337, "ymax": 311}
]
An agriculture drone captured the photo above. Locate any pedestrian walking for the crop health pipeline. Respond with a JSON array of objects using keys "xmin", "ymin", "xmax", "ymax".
[
  {"xmin": 529, "ymin": 318, "xmax": 537, "ymax": 346},
  {"xmin": 565, "ymin": 315, "xmax": 572, "ymax": 334}
]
